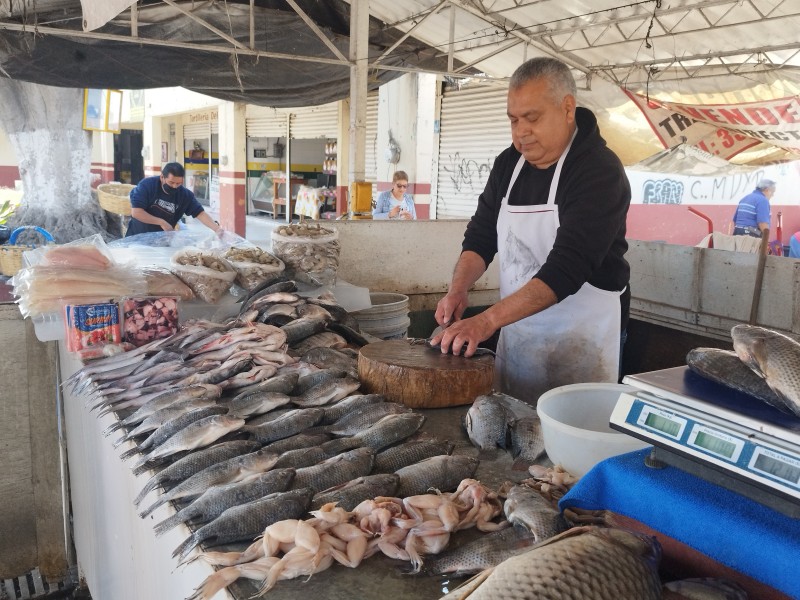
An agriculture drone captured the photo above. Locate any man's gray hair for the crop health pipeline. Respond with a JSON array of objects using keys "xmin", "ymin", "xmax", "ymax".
[
  {"xmin": 509, "ymin": 57, "xmax": 577, "ymax": 102},
  {"xmin": 756, "ymin": 178, "xmax": 776, "ymax": 191}
]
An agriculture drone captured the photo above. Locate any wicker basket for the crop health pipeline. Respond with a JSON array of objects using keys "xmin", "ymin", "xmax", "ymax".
[
  {"xmin": 0, "ymin": 244, "xmax": 33, "ymax": 277},
  {"xmin": 97, "ymin": 183, "xmax": 135, "ymax": 216}
]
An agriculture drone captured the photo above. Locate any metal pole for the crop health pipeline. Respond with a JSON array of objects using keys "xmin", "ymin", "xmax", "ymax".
[
  {"xmin": 749, "ymin": 228, "xmax": 770, "ymax": 324},
  {"xmin": 348, "ymin": 0, "xmax": 368, "ymax": 215}
]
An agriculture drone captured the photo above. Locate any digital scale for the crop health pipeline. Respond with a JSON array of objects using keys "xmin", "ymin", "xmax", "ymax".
[{"xmin": 612, "ymin": 367, "xmax": 800, "ymax": 518}]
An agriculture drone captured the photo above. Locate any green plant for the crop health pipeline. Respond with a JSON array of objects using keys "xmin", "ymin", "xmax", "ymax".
[{"xmin": 0, "ymin": 200, "xmax": 14, "ymax": 225}]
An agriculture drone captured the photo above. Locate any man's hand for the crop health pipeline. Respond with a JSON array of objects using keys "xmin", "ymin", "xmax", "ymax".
[
  {"xmin": 398, "ymin": 209, "xmax": 412, "ymax": 220},
  {"xmin": 435, "ymin": 290, "xmax": 469, "ymax": 329},
  {"xmin": 389, "ymin": 205, "xmax": 402, "ymax": 218},
  {"xmin": 430, "ymin": 312, "xmax": 495, "ymax": 357},
  {"xmin": 160, "ymin": 220, "xmax": 173, "ymax": 232},
  {"xmin": 215, "ymin": 227, "xmax": 225, "ymax": 238}
]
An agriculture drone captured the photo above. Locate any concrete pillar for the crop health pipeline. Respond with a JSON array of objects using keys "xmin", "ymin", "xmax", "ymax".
[
  {"xmin": 90, "ymin": 131, "xmax": 115, "ymax": 187},
  {"xmin": 377, "ymin": 73, "xmax": 436, "ymax": 218},
  {"xmin": 217, "ymin": 101, "xmax": 247, "ymax": 236},
  {"xmin": 141, "ymin": 114, "xmax": 165, "ymax": 178},
  {"xmin": 348, "ymin": 0, "xmax": 369, "ymax": 213}
]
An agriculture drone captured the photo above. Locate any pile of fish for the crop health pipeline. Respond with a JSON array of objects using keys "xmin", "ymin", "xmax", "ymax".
[
  {"xmin": 687, "ymin": 324, "xmax": 800, "ymax": 417},
  {"xmin": 64, "ymin": 281, "xmax": 492, "ymax": 577},
  {"xmin": 464, "ymin": 393, "xmax": 546, "ymax": 469},
  {"xmin": 186, "ymin": 478, "xmax": 505, "ymax": 599}
]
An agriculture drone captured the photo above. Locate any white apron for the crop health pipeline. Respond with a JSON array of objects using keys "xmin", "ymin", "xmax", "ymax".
[{"xmin": 495, "ymin": 135, "xmax": 622, "ymax": 404}]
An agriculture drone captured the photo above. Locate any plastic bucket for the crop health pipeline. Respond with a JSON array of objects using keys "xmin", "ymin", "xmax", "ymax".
[
  {"xmin": 353, "ymin": 292, "xmax": 410, "ymax": 340},
  {"xmin": 536, "ymin": 383, "xmax": 650, "ymax": 477}
]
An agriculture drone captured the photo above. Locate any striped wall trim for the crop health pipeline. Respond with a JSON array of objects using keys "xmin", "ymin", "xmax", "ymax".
[{"xmin": 375, "ymin": 182, "xmax": 432, "ymax": 195}]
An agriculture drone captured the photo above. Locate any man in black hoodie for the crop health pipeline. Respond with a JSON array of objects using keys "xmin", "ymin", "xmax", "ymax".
[{"xmin": 432, "ymin": 57, "xmax": 631, "ymax": 403}]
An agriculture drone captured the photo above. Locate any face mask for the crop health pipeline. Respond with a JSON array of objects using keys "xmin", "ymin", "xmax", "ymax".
[{"xmin": 161, "ymin": 182, "xmax": 177, "ymax": 196}]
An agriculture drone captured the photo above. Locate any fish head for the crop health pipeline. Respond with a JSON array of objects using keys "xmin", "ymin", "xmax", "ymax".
[
  {"xmin": 592, "ymin": 527, "xmax": 662, "ymax": 570},
  {"xmin": 731, "ymin": 325, "xmax": 770, "ymax": 371}
]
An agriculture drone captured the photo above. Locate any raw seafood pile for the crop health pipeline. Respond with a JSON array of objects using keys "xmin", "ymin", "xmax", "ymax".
[
  {"xmin": 464, "ymin": 392, "xmax": 546, "ymax": 470},
  {"xmin": 141, "ymin": 266, "xmax": 195, "ymax": 300},
  {"xmin": 223, "ymin": 245, "xmax": 285, "ymax": 291},
  {"xmin": 122, "ymin": 296, "xmax": 180, "ymax": 347},
  {"xmin": 271, "ymin": 223, "xmax": 340, "ymax": 287},
  {"xmin": 171, "ymin": 247, "xmax": 237, "ymax": 303},
  {"xmin": 687, "ymin": 324, "xmax": 800, "ymax": 417}
]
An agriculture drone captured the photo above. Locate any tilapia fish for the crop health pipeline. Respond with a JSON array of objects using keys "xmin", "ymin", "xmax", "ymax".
[
  {"xmin": 132, "ymin": 415, "xmax": 246, "ymax": 471},
  {"xmin": 372, "ymin": 439, "xmax": 454, "ymax": 474},
  {"xmin": 320, "ymin": 393, "xmax": 385, "ymax": 425},
  {"xmin": 152, "ymin": 468, "xmax": 295, "ymax": 536},
  {"xmin": 133, "ymin": 440, "xmax": 261, "ymax": 507},
  {"xmin": 503, "ymin": 485, "xmax": 568, "ymax": 542},
  {"xmin": 272, "ymin": 446, "xmax": 327, "ymax": 470},
  {"xmin": 465, "ymin": 395, "xmax": 509, "ymax": 452},
  {"xmin": 440, "ymin": 526, "xmax": 662, "ymax": 600},
  {"xmin": 226, "ymin": 391, "xmax": 292, "ymax": 418},
  {"xmin": 230, "ymin": 372, "xmax": 299, "ymax": 399},
  {"xmin": 310, "ymin": 473, "xmax": 400, "ymax": 511},
  {"xmin": 731, "ymin": 324, "xmax": 800, "ymax": 417},
  {"xmin": 291, "ymin": 376, "xmax": 361, "ymax": 408},
  {"xmin": 243, "ymin": 408, "xmax": 324, "ymax": 444},
  {"xmin": 291, "ymin": 447, "xmax": 376, "ymax": 493},
  {"xmin": 687, "ymin": 347, "xmax": 790, "ymax": 413},
  {"xmin": 138, "ymin": 448, "xmax": 281, "ymax": 518},
  {"xmin": 508, "ymin": 417, "xmax": 546, "ymax": 470},
  {"xmin": 172, "ymin": 487, "xmax": 314, "ymax": 561},
  {"xmin": 294, "ymin": 368, "xmax": 349, "ymax": 395},
  {"xmin": 423, "ymin": 525, "xmax": 537, "ymax": 576},
  {"xmin": 262, "ymin": 432, "xmax": 332, "ymax": 454},
  {"xmin": 301, "ymin": 347, "xmax": 358, "ymax": 378},
  {"xmin": 325, "ymin": 402, "xmax": 411, "ymax": 436},
  {"xmin": 353, "ymin": 412, "xmax": 426, "ymax": 451},
  {"xmin": 663, "ymin": 577, "xmax": 748, "ymax": 600},
  {"xmin": 395, "ymin": 455, "xmax": 480, "ymax": 498}
]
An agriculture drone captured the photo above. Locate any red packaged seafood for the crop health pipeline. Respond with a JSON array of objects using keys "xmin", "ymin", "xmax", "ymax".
[
  {"xmin": 65, "ymin": 302, "xmax": 121, "ymax": 353},
  {"xmin": 122, "ymin": 296, "xmax": 179, "ymax": 347}
]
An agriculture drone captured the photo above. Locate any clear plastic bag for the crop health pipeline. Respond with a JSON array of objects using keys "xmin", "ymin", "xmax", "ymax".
[
  {"xmin": 271, "ymin": 223, "xmax": 340, "ymax": 287},
  {"xmin": 170, "ymin": 247, "xmax": 237, "ymax": 304},
  {"xmin": 140, "ymin": 266, "xmax": 195, "ymax": 300},
  {"xmin": 222, "ymin": 245, "xmax": 285, "ymax": 291},
  {"xmin": 24, "ymin": 233, "xmax": 115, "ymax": 269}
]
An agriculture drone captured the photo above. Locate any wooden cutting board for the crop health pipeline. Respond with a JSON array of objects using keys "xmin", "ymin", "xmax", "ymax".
[{"xmin": 358, "ymin": 340, "xmax": 495, "ymax": 408}]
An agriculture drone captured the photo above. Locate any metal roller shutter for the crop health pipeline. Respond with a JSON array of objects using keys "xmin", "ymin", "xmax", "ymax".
[
  {"xmin": 364, "ymin": 92, "xmax": 379, "ymax": 197},
  {"xmin": 183, "ymin": 123, "xmax": 211, "ymax": 139},
  {"xmin": 289, "ymin": 101, "xmax": 339, "ymax": 139},
  {"xmin": 434, "ymin": 85, "xmax": 510, "ymax": 219},
  {"xmin": 246, "ymin": 107, "xmax": 288, "ymax": 138}
]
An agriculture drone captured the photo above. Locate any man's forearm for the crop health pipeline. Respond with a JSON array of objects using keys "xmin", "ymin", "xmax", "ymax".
[
  {"xmin": 195, "ymin": 211, "xmax": 222, "ymax": 233},
  {"xmin": 482, "ymin": 277, "xmax": 558, "ymax": 331},
  {"xmin": 130, "ymin": 207, "xmax": 166, "ymax": 227},
  {"xmin": 450, "ymin": 251, "xmax": 488, "ymax": 294}
]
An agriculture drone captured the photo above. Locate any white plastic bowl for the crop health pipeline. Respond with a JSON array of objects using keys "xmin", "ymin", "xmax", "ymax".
[{"xmin": 536, "ymin": 383, "xmax": 650, "ymax": 477}]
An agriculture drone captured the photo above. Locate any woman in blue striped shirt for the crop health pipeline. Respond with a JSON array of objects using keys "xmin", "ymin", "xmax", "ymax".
[{"xmin": 373, "ymin": 171, "xmax": 417, "ymax": 220}]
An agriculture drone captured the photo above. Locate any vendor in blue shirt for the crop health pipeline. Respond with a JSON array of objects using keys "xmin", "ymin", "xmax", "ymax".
[
  {"xmin": 731, "ymin": 178, "xmax": 775, "ymax": 238},
  {"xmin": 125, "ymin": 162, "xmax": 223, "ymax": 237}
]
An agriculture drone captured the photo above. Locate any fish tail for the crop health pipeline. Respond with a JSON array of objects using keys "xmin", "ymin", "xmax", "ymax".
[
  {"xmin": 511, "ymin": 458, "xmax": 531, "ymax": 472},
  {"xmin": 174, "ymin": 532, "xmax": 207, "ymax": 562},
  {"xmin": 118, "ymin": 446, "xmax": 141, "ymax": 461},
  {"xmin": 138, "ymin": 496, "xmax": 167, "ymax": 519},
  {"xmin": 133, "ymin": 478, "xmax": 159, "ymax": 506},
  {"xmin": 111, "ymin": 434, "xmax": 130, "ymax": 449},
  {"xmin": 102, "ymin": 422, "xmax": 123, "ymax": 437},
  {"xmin": 152, "ymin": 511, "xmax": 185, "ymax": 537}
]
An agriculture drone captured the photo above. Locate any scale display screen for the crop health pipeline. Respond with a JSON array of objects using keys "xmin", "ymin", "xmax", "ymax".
[
  {"xmin": 750, "ymin": 448, "xmax": 800, "ymax": 488},
  {"xmin": 688, "ymin": 425, "xmax": 743, "ymax": 462},
  {"xmin": 637, "ymin": 406, "xmax": 686, "ymax": 439}
]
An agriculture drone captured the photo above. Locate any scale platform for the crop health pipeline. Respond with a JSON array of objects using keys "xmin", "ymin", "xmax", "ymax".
[{"xmin": 615, "ymin": 367, "xmax": 800, "ymax": 518}]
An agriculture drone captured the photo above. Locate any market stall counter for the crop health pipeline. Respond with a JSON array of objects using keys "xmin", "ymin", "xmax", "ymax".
[{"xmin": 59, "ymin": 344, "xmax": 539, "ymax": 600}]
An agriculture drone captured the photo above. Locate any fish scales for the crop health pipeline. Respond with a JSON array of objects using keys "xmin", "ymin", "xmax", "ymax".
[
  {"xmin": 320, "ymin": 394, "xmax": 385, "ymax": 425},
  {"xmin": 282, "ymin": 317, "xmax": 328, "ymax": 345},
  {"xmin": 439, "ymin": 526, "xmax": 662, "ymax": 600},
  {"xmin": 372, "ymin": 439, "xmax": 454, "ymax": 474},
  {"xmin": 424, "ymin": 525, "xmax": 537, "ymax": 576},
  {"xmin": 294, "ymin": 368, "xmax": 349, "ymax": 395},
  {"xmin": 503, "ymin": 485, "xmax": 568, "ymax": 542},
  {"xmin": 133, "ymin": 440, "xmax": 260, "ymax": 506},
  {"xmin": 263, "ymin": 432, "xmax": 333, "ymax": 454},
  {"xmin": 272, "ymin": 447, "xmax": 327, "ymax": 469},
  {"xmin": 326, "ymin": 402, "xmax": 411, "ymax": 436},
  {"xmin": 731, "ymin": 325, "xmax": 800, "ymax": 417},
  {"xmin": 301, "ymin": 347, "xmax": 358, "ymax": 378},
  {"xmin": 133, "ymin": 415, "xmax": 246, "ymax": 470},
  {"xmin": 229, "ymin": 372, "xmax": 299, "ymax": 399},
  {"xmin": 226, "ymin": 391, "xmax": 292, "ymax": 418},
  {"xmin": 244, "ymin": 407, "xmax": 296, "ymax": 427},
  {"xmin": 310, "ymin": 473, "xmax": 399, "ymax": 511},
  {"xmin": 395, "ymin": 455, "xmax": 480, "ymax": 498},
  {"xmin": 138, "ymin": 448, "xmax": 281, "ymax": 518},
  {"xmin": 172, "ymin": 488, "xmax": 314, "ymax": 561},
  {"xmin": 291, "ymin": 448, "xmax": 375, "ymax": 493},
  {"xmin": 509, "ymin": 416, "xmax": 546, "ymax": 468},
  {"xmin": 687, "ymin": 348, "xmax": 789, "ymax": 412},
  {"xmin": 353, "ymin": 413, "xmax": 426, "ymax": 451},
  {"xmin": 466, "ymin": 395, "xmax": 509, "ymax": 451},
  {"xmin": 291, "ymin": 377, "xmax": 361, "ymax": 408},
  {"xmin": 152, "ymin": 468, "xmax": 295, "ymax": 536},
  {"xmin": 112, "ymin": 396, "xmax": 220, "ymax": 443},
  {"xmin": 244, "ymin": 408, "xmax": 324, "ymax": 444},
  {"xmin": 119, "ymin": 406, "xmax": 229, "ymax": 461}
]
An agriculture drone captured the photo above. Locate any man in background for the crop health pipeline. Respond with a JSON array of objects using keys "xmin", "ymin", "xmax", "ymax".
[
  {"xmin": 731, "ymin": 179, "xmax": 775, "ymax": 238},
  {"xmin": 125, "ymin": 162, "xmax": 222, "ymax": 237}
]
